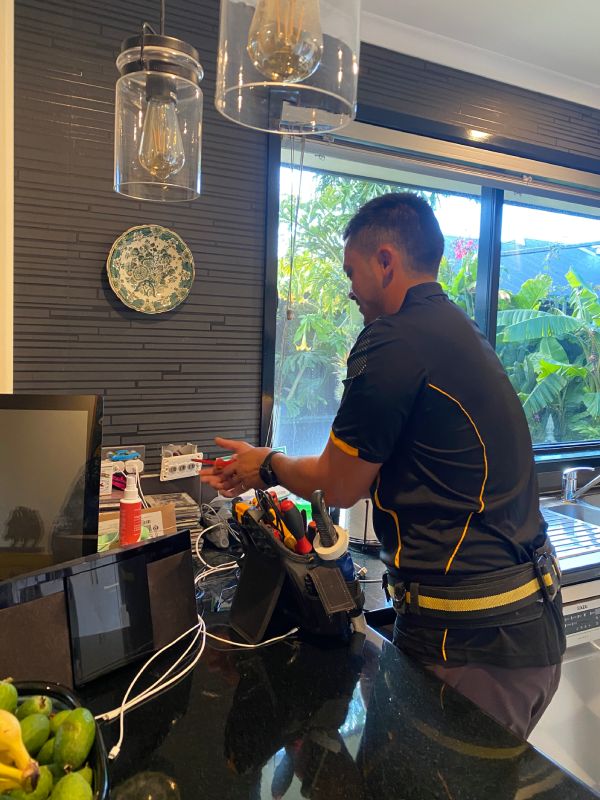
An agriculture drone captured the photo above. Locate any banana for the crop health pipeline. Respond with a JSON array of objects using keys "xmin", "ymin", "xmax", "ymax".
[
  {"xmin": 0, "ymin": 710, "xmax": 39, "ymax": 788},
  {"xmin": 0, "ymin": 764, "xmax": 25, "ymax": 791}
]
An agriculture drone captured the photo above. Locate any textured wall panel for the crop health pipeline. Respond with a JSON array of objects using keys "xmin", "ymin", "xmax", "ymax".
[
  {"xmin": 358, "ymin": 44, "xmax": 600, "ymax": 173},
  {"xmin": 14, "ymin": 0, "xmax": 267, "ymax": 468},
  {"xmin": 15, "ymin": 8, "xmax": 600, "ymax": 469}
]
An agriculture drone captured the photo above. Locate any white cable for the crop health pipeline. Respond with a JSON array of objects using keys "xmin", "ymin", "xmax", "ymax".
[
  {"xmin": 194, "ymin": 522, "xmax": 223, "ymax": 564},
  {"xmin": 99, "ymin": 618, "xmax": 202, "ymax": 724},
  {"xmin": 205, "ymin": 627, "xmax": 298, "ymax": 649},
  {"xmin": 195, "ymin": 563, "xmax": 238, "ymax": 584},
  {"xmin": 103, "ymin": 628, "xmax": 202, "ymax": 725},
  {"xmin": 98, "ymin": 621, "xmax": 203, "ymax": 723},
  {"xmin": 136, "ymin": 469, "xmax": 149, "ymax": 509},
  {"xmin": 194, "ymin": 522, "xmax": 239, "ymax": 580},
  {"xmin": 104, "ymin": 623, "xmax": 206, "ymax": 761},
  {"xmin": 100, "ymin": 616, "xmax": 206, "ymax": 760},
  {"xmin": 101, "ymin": 619, "xmax": 296, "ymax": 759}
]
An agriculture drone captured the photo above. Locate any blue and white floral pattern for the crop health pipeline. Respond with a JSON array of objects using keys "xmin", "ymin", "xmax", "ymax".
[{"xmin": 107, "ymin": 225, "xmax": 195, "ymax": 314}]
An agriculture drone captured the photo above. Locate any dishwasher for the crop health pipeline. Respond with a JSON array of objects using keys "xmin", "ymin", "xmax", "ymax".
[{"xmin": 527, "ymin": 505, "xmax": 600, "ymax": 795}]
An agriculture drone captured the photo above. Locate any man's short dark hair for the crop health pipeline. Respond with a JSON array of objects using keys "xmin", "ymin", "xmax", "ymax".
[{"xmin": 343, "ymin": 192, "xmax": 445, "ymax": 276}]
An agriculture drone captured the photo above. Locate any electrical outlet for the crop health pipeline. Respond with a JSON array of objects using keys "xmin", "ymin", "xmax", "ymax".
[{"xmin": 160, "ymin": 452, "xmax": 204, "ymax": 482}]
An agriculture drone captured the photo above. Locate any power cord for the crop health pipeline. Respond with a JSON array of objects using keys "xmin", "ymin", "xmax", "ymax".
[
  {"xmin": 98, "ymin": 615, "xmax": 207, "ymax": 760},
  {"xmin": 205, "ymin": 627, "xmax": 299, "ymax": 650},
  {"xmin": 97, "ymin": 614, "xmax": 298, "ymax": 760}
]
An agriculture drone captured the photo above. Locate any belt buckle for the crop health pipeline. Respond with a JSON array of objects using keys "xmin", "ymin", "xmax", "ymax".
[
  {"xmin": 535, "ymin": 552, "xmax": 559, "ymax": 603},
  {"xmin": 391, "ymin": 582, "xmax": 407, "ymax": 614}
]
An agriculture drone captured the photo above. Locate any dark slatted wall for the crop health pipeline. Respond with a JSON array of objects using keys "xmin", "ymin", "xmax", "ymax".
[
  {"xmin": 358, "ymin": 44, "xmax": 600, "ymax": 174},
  {"xmin": 15, "ymin": 6, "xmax": 600, "ymax": 468},
  {"xmin": 14, "ymin": 0, "xmax": 267, "ymax": 468}
]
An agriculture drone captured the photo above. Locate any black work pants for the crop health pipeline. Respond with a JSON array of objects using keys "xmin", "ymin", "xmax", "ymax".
[{"xmin": 424, "ymin": 660, "xmax": 561, "ymax": 740}]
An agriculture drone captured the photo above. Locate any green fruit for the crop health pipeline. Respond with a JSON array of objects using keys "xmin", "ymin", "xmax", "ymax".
[
  {"xmin": 16, "ymin": 696, "xmax": 53, "ymax": 720},
  {"xmin": 36, "ymin": 736, "xmax": 55, "ymax": 765},
  {"xmin": 46, "ymin": 764, "xmax": 64, "ymax": 784},
  {"xmin": 49, "ymin": 773, "xmax": 92, "ymax": 800},
  {"xmin": 53, "ymin": 708, "xmax": 95, "ymax": 771},
  {"xmin": 0, "ymin": 681, "xmax": 18, "ymax": 713},
  {"xmin": 49, "ymin": 711, "xmax": 70, "ymax": 736},
  {"xmin": 75, "ymin": 766, "xmax": 92, "ymax": 787},
  {"xmin": 9, "ymin": 766, "xmax": 54, "ymax": 800},
  {"xmin": 19, "ymin": 713, "xmax": 51, "ymax": 755}
]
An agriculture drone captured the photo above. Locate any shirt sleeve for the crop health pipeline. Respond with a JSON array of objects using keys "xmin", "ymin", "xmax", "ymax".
[{"xmin": 330, "ymin": 318, "xmax": 426, "ymax": 463}]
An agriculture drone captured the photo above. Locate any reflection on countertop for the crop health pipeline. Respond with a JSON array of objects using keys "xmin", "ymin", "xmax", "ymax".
[
  {"xmin": 529, "ymin": 638, "xmax": 600, "ymax": 795},
  {"xmin": 78, "ymin": 608, "xmax": 597, "ymax": 799}
]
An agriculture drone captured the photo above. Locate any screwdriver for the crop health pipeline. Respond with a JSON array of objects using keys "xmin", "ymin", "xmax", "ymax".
[
  {"xmin": 267, "ymin": 508, "xmax": 297, "ymax": 551},
  {"xmin": 280, "ymin": 499, "xmax": 312, "ymax": 554}
]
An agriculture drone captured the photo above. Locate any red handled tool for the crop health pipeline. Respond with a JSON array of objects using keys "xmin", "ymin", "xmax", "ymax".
[
  {"xmin": 192, "ymin": 457, "xmax": 231, "ymax": 469},
  {"xmin": 280, "ymin": 499, "xmax": 312, "ymax": 555}
]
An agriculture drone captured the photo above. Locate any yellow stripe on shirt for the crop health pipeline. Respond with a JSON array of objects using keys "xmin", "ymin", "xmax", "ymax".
[{"xmin": 329, "ymin": 430, "xmax": 359, "ymax": 457}]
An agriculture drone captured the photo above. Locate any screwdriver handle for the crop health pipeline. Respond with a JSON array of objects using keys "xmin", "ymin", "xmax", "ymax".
[{"xmin": 280, "ymin": 499, "xmax": 312, "ymax": 554}]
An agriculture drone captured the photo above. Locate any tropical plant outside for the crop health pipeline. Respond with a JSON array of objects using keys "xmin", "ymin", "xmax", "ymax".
[{"xmin": 273, "ymin": 171, "xmax": 600, "ymax": 454}]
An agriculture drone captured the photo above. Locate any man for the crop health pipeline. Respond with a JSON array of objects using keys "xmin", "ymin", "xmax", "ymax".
[{"xmin": 202, "ymin": 192, "xmax": 565, "ymax": 738}]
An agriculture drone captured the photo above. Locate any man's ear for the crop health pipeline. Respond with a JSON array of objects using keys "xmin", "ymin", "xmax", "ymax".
[{"xmin": 378, "ymin": 247, "xmax": 394, "ymax": 288}]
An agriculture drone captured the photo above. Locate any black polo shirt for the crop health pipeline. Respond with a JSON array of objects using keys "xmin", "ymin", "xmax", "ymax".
[{"xmin": 331, "ymin": 282, "xmax": 565, "ymax": 667}]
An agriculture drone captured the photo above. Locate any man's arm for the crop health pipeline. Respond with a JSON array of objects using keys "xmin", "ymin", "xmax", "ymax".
[{"xmin": 201, "ymin": 435, "xmax": 381, "ymax": 508}]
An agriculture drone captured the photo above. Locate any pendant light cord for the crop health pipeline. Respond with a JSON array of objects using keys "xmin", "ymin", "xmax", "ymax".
[
  {"xmin": 265, "ymin": 135, "xmax": 306, "ymax": 448},
  {"xmin": 139, "ymin": 0, "xmax": 164, "ymax": 68}
]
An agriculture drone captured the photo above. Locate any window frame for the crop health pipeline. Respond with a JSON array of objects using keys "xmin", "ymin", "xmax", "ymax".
[{"xmin": 261, "ymin": 124, "xmax": 600, "ymax": 483}]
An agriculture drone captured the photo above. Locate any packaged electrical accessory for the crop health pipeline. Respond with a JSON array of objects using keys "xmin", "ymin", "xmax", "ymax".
[
  {"xmin": 100, "ymin": 446, "xmax": 146, "ymax": 497},
  {"xmin": 160, "ymin": 442, "xmax": 203, "ymax": 482},
  {"xmin": 229, "ymin": 490, "xmax": 366, "ymax": 650}
]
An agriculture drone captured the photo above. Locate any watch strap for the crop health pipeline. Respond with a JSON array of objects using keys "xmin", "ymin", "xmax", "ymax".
[{"xmin": 259, "ymin": 450, "xmax": 279, "ymax": 488}]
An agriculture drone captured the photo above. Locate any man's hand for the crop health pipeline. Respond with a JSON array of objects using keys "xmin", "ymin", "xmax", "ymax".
[
  {"xmin": 201, "ymin": 434, "xmax": 381, "ymax": 507},
  {"xmin": 200, "ymin": 436, "xmax": 272, "ymax": 497}
]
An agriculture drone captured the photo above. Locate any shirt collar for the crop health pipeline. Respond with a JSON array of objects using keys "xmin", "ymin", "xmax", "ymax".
[{"xmin": 403, "ymin": 281, "xmax": 446, "ymax": 305}]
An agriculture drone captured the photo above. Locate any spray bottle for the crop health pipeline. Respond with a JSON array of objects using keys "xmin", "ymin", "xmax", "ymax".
[{"xmin": 119, "ymin": 470, "xmax": 142, "ymax": 546}]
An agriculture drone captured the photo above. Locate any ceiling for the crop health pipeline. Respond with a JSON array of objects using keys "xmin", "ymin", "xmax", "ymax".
[{"xmin": 361, "ymin": 0, "xmax": 600, "ymax": 110}]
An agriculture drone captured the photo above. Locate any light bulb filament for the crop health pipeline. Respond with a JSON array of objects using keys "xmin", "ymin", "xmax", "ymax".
[
  {"xmin": 138, "ymin": 76, "xmax": 186, "ymax": 182},
  {"xmin": 247, "ymin": 0, "xmax": 324, "ymax": 83}
]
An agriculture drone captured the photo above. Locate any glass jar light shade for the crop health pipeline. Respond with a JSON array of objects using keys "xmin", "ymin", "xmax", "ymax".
[
  {"xmin": 215, "ymin": 0, "xmax": 361, "ymax": 135},
  {"xmin": 114, "ymin": 36, "xmax": 203, "ymax": 202}
]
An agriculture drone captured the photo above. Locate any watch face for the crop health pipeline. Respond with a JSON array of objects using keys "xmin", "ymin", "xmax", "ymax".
[{"xmin": 260, "ymin": 455, "xmax": 276, "ymax": 488}]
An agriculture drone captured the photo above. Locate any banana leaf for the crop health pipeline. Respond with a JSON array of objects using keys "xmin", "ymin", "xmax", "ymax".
[
  {"xmin": 583, "ymin": 393, "xmax": 600, "ymax": 418},
  {"xmin": 523, "ymin": 372, "xmax": 566, "ymax": 415},
  {"xmin": 497, "ymin": 309, "xmax": 583, "ymax": 342}
]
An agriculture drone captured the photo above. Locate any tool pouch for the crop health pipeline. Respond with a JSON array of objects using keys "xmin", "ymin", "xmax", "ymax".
[{"xmin": 229, "ymin": 506, "xmax": 364, "ymax": 645}]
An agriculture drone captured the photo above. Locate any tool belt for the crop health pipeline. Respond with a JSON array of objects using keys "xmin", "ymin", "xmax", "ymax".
[{"xmin": 383, "ymin": 538, "xmax": 561, "ymax": 627}]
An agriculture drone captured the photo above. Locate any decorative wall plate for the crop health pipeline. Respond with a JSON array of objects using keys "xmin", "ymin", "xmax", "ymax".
[{"xmin": 107, "ymin": 225, "xmax": 195, "ymax": 314}]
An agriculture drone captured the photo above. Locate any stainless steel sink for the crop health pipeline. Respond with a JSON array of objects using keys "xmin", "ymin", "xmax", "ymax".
[
  {"xmin": 546, "ymin": 501, "xmax": 600, "ymax": 526},
  {"xmin": 541, "ymin": 498, "xmax": 600, "ymax": 576},
  {"xmin": 578, "ymin": 493, "xmax": 600, "ymax": 509}
]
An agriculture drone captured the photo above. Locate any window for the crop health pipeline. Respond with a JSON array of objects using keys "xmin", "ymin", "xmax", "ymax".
[
  {"xmin": 497, "ymin": 195, "xmax": 600, "ymax": 445},
  {"xmin": 271, "ymin": 139, "xmax": 481, "ymax": 455},
  {"xmin": 267, "ymin": 128, "xmax": 600, "ymax": 463}
]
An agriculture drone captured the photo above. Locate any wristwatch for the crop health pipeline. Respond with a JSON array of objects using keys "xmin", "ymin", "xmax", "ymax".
[{"xmin": 259, "ymin": 450, "xmax": 279, "ymax": 488}]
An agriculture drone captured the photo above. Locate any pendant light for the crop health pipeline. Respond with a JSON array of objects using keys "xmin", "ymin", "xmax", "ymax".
[
  {"xmin": 215, "ymin": 0, "xmax": 361, "ymax": 135},
  {"xmin": 114, "ymin": 0, "xmax": 204, "ymax": 202}
]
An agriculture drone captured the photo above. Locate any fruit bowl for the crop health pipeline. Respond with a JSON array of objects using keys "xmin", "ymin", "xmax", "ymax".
[{"xmin": 13, "ymin": 682, "xmax": 109, "ymax": 800}]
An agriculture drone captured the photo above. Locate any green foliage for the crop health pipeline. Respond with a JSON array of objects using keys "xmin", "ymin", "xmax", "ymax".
[
  {"xmin": 276, "ymin": 174, "xmax": 416, "ymax": 420},
  {"xmin": 496, "ymin": 268, "xmax": 600, "ymax": 444},
  {"xmin": 275, "ymin": 168, "xmax": 600, "ymax": 448}
]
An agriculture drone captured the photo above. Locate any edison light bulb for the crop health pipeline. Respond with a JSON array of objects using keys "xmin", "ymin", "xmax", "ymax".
[
  {"xmin": 247, "ymin": 0, "xmax": 323, "ymax": 83},
  {"xmin": 138, "ymin": 75, "xmax": 185, "ymax": 181}
]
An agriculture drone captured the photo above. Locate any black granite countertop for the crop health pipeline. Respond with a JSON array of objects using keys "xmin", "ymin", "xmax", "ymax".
[{"xmin": 79, "ymin": 607, "xmax": 597, "ymax": 800}]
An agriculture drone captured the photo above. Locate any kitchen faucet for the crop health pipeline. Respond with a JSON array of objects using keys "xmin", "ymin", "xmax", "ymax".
[{"xmin": 562, "ymin": 466, "xmax": 600, "ymax": 501}]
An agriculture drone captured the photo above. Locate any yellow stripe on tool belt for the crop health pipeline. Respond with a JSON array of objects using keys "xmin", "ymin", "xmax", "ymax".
[{"xmin": 388, "ymin": 558, "xmax": 560, "ymax": 624}]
